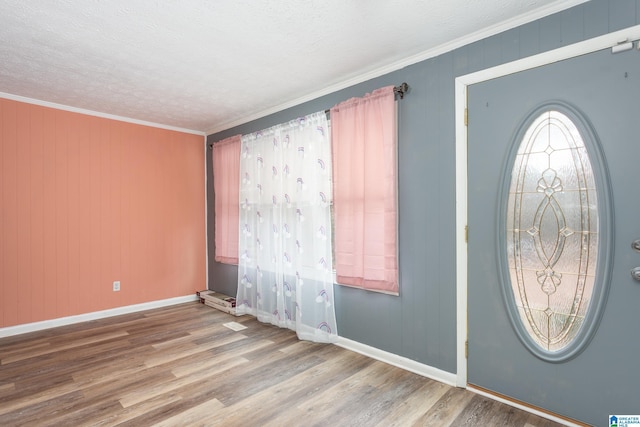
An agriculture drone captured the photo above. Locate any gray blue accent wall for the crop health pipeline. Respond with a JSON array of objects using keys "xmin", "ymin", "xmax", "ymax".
[{"xmin": 207, "ymin": 0, "xmax": 640, "ymax": 374}]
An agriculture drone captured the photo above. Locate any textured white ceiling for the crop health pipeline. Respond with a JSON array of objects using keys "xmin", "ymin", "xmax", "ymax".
[{"xmin": 0, "ymin": 0, "xmax": 585, "ymax": 134}]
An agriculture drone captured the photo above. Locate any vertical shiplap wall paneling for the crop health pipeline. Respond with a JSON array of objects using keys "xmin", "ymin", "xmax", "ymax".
[
  {"xmin": 169, "ymin": 131, "xmax": 181, "ymax": 292},
  {"xmin": 16, "ymin": 102, "xmax": 31, "ymax": 325},
  {"xmin": 100, "ymin": 117, "xmax": 115, "ymax": 309},
  {"xmin": 88, "ymin": 115, "xmax": 103, "ymax": 314},
  {"xmin": 480, "ymin": 37, "xmax": 503, "ymax": 70},
  {"xmin": 133, "ymin": 123, "xmax": 147, "ymax": 303},
  {"xmin": 56, "ymin": 110, "xmax": 69, "ymax": 316},
  {"xmin": 145, "ymin": 129, "xmax": 159, "ymax": 292},
  {"xmin": 417, "ymin": 58, "xmax": 437, "ymax": 364},
  {"xmin": 119, "ymin": 121, "xmax": 131, "ymax": 305},
  {"xmin": 436, "ymin": 52, "xmax": 457, "ymax": 370},
  {"xmin": 30, "ymin": 104, "xmax": 45, "ymax": 322},
  {"xmin": 610, "ymin": 0, "xmax": 637, "ymax": 31},
  {"xmin": 127, "ymin": 123, "xmax": 142, "ymax": 303},
  {"xmin": 519, "ymin": 21, "xmax": 542, "ymax": 59},
  {"xmin": 499, "ymin": 27, "xmax": 520, "ymax": 65},
  {"xmin": 66, "ymin": 114, "xmax": 78, "ymax": 314},
  {"xmin": 164, "ymin": 130, "xmax": 176, "ymax": 292},
  {"xmin": 144, "ymin": 128, "xmax": 158, "ymax": 292},
  {"xmin": 0, "ymin": 99, "xmax": 206, "ymax": 329},
  {"xmin": 42, "ymin": 107, "xmax": 56, "ymax": 320},
  {"xmin": 132, "ymin": 124, "xmax": 144, "ymax": 300},
  {"xmin": 66, "ymin": 108, "xmax": 80, "ymax": 317},
  {"xmin": 398, "ymin": 60, "xmax": 429, "ymax": 362},
  {"xmin": 206, "ymin": 0, "xmax": 638, "ymax": 374},
  {"xmin": 2, "ymin": 99, "xmax": 18, "ymax": 326},
  {"xmin": 139, "ymin": 125, "xmax": 154, "ymax": 300},
  {"xmin": 111, "ymin": 121, "xmax": 123, "ymax": 309},
  {"xmin": 466, "ymin": 40, "xmax": 486, "ymax": 73},
  {"xmin": 584, "ymin": 1, "xmax": 609, "ymax": 39},
  {"xmin": 539, "ymin": 13, "xmax": 563, "ymax": 52},
  {"xmin": 76, "ymin": 115, "xmax": 91, "ymax": 316},
  {"xmin": 559, "ymin": 7, "xmax": 583, "ymax": 46},
  {"xmin": 406, "ymin": 57, "xmax": 440, "ymax": 365}
]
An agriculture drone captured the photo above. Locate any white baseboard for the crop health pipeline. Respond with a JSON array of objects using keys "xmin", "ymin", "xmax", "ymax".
[
  {"xmin": 467, "ymin": 385, "xmax": 583, "ymax": 427},
  {"xmin": 335, "ymin": 336, "xmax": 457, "ymax": 387},
  {"xmin": 0, "ymin": 294, "xmax": 199, "ymax": 339},
  {"xmin": 334, "ymin": 337, "xmax": 581, "ymax": 425}
]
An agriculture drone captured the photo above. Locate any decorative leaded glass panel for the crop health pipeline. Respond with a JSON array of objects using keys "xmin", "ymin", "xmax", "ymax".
[{"xmin": 506, "ymin": 110, "xmax": 598, "ymax": 352}]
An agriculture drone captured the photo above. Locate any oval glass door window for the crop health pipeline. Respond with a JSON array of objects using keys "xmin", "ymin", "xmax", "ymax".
[{"xmin": 504, "ymin": 107, "xmax": 609, "ymax": 360}]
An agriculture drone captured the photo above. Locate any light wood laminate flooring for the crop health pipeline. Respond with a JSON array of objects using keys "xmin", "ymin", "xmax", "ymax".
[{"xmin": 0, "ymin": 302, "xmax": 567, "ymax": 426}]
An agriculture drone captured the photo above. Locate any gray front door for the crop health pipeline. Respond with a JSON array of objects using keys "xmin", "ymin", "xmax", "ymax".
[{"xmin": 467, "ymin": 46, "xmax": 640, "ymax": 425}]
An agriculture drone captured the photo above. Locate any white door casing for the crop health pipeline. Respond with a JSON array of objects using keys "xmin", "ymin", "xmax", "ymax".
[{"xmin": 455, "ymin": 24, "xmax": 640, "ymax": 424}]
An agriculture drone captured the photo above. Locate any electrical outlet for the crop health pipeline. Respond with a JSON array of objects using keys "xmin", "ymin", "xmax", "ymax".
[{"xmin": 113, "ymin": 281, "xmax": 120, "ymax": 292}]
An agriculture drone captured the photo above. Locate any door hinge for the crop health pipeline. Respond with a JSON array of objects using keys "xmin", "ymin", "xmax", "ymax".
[
  {"xmin": 464, "ymin": 108, "xmax": 468, "ymax": 126},
  {"xmin": 465, "ymin": 225, "xmax": 469, "ymax": 243},
  {"xmin": 465, "ymin": 340, "xmax": 468, "ymax": 358}
]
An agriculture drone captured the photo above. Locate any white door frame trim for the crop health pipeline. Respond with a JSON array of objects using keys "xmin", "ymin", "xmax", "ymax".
[{"xmin": 455, "ymin": 24, "xmax": 640, "ymax": 389}]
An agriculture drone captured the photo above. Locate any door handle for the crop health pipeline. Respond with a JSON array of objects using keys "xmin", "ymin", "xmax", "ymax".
[{"xmin": 631, "ymin": 267, "xmax": 640, "ymax": 281}]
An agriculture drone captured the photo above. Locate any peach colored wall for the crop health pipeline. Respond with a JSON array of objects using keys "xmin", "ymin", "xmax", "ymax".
[{"xmin": 0, "ymin": 98, "xmax": 206, "ymax": 328}]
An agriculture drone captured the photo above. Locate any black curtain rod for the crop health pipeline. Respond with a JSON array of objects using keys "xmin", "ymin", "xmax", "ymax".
[
  {"xmin": 209, "ymin": 83, "xmax": 409, "ymax": 149},
  {"xmin": 323, "ymin": 82, "xmax": 410, "ymax": 115}
]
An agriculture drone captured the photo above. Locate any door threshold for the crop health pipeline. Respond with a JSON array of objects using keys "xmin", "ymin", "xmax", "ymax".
[{"xmin": 467, "ymin": 384, "xmax": 588, "ymax": 427}]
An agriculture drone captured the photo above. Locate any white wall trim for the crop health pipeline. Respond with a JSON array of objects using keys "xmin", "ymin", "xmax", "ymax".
[
  {"xmin": 0, "ymin": 91, "xmax": 205, "ymax": 136},
  {"xmin": 0, "ymin": 295, "xmax": 198, "ymax": 339},
  {"xmin": 456, "ymin": 25, "xmax": 640, "ymax": 89},
  {"xmin": 454, "ymin": 79, "xmax": 468, "ymax": 388},
  {"xmin": 205, "ymin": 0, "xmax": 587, "ymax": 135},
  {"xmin": 455, "ymin": 21, "xmax": 640, "ymax": 397},
  {"xmin": 468, "ymin": 386, "xmax": 583, "ymax": 427},
  {"xmin": 335, "ymin": 337, "xmax": 457, "ymax": 387}
]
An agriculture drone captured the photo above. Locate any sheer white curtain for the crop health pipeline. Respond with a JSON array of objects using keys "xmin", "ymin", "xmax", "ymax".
[{"xmin": 236, "ymin": 112, "xmax": 337, "ymax": 343}]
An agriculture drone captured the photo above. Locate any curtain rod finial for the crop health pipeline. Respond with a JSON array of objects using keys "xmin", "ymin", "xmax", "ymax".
[{"xmin": 394, "ymin": 82, "xmax": 409, "ymax": 99}]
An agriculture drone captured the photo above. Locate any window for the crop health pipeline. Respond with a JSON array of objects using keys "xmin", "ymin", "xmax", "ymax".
[
  {"xmin": 504, "ymin": 107, "xmax": 608, "ymax": 358},
  {"xmin": 235, "ymin": 112, "xmax": 338, "ymax": 342},
  {"xmin": 330, "ymin": 86, "xmax": 399, "ymax": 295},
  {"xmin": 212, "ymin": 135, "xmax": 241, "ymax": 264},
  {"xmin": 212, "ymin": 86, "xmax": 400, "ymax": 296}
]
